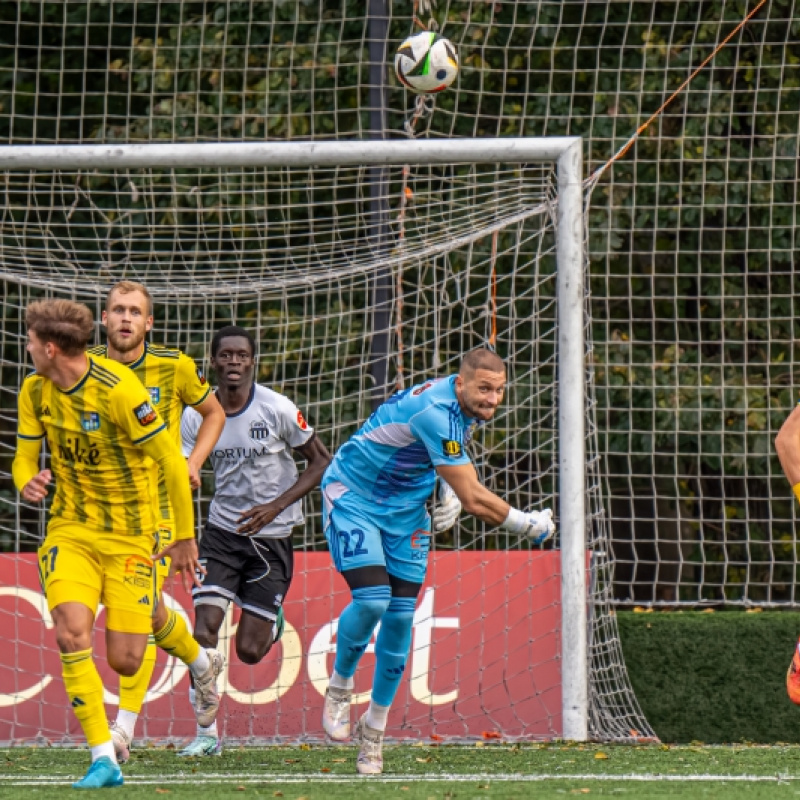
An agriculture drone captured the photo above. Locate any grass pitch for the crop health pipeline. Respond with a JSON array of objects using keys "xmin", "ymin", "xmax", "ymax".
[{"xmin": 3, "ymin": 742, "xmax": 800, "ymax": 798}]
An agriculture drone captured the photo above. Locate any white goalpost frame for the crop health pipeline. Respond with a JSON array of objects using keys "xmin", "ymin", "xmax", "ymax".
[{"xmin": 0, "ymin": 136, "xmax": 588, "ymax": 741}]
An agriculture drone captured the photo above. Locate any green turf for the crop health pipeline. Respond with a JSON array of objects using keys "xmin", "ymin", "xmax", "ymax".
[{"xmin": 4, "ymin": 743, "xmax": 800, "ymax": 799}]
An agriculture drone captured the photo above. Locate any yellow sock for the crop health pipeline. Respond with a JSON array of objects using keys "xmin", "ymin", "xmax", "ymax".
[
  {"xmin": 60, "ymin": 649, "xmax": 110, "ymax": 748},
  {"xmin": 118, "ymin": 637, "xmax": 157, "ymax": 714},
  {"xmin": 154, "ymin": 608, "xmax": 200, "ymax": 666}
]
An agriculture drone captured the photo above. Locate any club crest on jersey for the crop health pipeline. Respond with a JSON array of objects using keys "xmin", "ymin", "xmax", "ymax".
[
  {"xmin": 133, "ymin": 401, "xmax": 157, "ymax": 426},
  {"xmin": 442, "ymin": 439, "xmax": 462, "ymax": 458},
  {"xmin": 296, "ymin": 410, "xmax": 308, "ymax": 430},
  {"xmin": 147, "ymin": 386, "xmax": 161, "ymax": 404},
  {"xmin": 250, "ymin": 420, "xmax": 270, "ymax": 440},
  {"xmin": 80, "ymin": 411, "xmax": 100, "ymax": 432}
]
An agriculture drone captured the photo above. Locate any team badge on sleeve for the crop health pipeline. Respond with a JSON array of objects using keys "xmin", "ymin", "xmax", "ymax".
[
  {"xmin": 133, "ymin": 401, "xmax": 158, "ymax": 426},
  {"xmin": 442, "ymin": 439, "xmax": 462, "ymax": 457},
  {"xmin": 296, "ymin": 410, "xmax": 308, "ymax": 430},
  {"xmin": 196, "ymin": 367, "xmax": 207, "ymax": 385}
]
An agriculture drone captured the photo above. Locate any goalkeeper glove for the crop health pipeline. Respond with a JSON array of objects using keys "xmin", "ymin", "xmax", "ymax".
[
  {"xmin": 501, "ymin": 506, "xmax": 555, "ymax": 545},
  {"xmin": 432, "ymin": 480, "xmax": 462, "ymax": 532}
]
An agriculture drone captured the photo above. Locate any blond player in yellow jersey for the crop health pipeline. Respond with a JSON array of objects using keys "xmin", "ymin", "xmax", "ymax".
[
  {"xmin": 12, "ymin": 299, "xmax": 201, "ymax": 789},
  {"xmin": 87, "ymin": 280, "xmax": 226, "ymax": 763}
]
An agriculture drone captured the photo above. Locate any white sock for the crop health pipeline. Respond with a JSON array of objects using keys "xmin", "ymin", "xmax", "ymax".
[
  {"xmin": 91, "ymin": 740, "xmax": 117, "ymax": 763},
  {"xmin": 365, "ymin": 701, "xmax": 390, "ymax": 731},
  {"xmin": 198, "ymin": 721, "xmax": 218, "ymax": 738},
  {"xmin": 188, "ymin": 648, "xmax": 211, "ymax": 678},
  {"xmin": 328, "ymin": 670, "xmax": 354, "ymax": 692},
  {"xmin": 114, "ymin": 709, "xmax": 138, "ymax": 740}
]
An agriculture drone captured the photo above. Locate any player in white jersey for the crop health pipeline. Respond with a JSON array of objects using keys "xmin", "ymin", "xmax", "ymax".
[
  {"xmin": 179, "ymin": 326, "xmax": 332, "ymax": 755},
  {"xmin": 320, "ymin": 348, "xmax": 556, "ymax": 774}
]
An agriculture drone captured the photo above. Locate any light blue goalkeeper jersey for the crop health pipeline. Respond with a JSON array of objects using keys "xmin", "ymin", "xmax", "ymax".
[{"xmin": 323, "ymin": 375, "xmax": 477, "ymax": 508}]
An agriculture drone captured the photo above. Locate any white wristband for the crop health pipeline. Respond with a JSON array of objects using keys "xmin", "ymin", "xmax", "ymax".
[{"xmin": 501, "ymin": 506, "xmax": 527, "ymax": 534}]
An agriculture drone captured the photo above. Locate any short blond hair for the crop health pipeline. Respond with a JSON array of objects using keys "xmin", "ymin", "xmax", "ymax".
[
  {"xmin": 26, "ymin": 299, "xmax": 94, "ymax": 356},
  {"xmin": 105, "ymin": 280, "xmax": 153, "ymax": 315}
]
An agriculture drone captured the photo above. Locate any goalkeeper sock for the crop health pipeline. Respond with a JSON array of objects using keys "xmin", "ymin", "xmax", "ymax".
[
  {"xmin": 329, "ymin": 670, "xmax": 354, "ymax": 691},
  {"xmin": 371, "ymin": 596, "xmax": 416, "ymax": 707},
  {"xmin": 365, "ymin": 700, "xmax": 391, "ymax": 732},
  {"xmin": 117, "ymin": 635, "xmax": 157, "ymax": 718},
  {"xmin": 333, "ymin": 586, "xmax": 391, "ymax": 679},
  {"xmin": 154, "ymin": 608, "xmax": 202, "ymax": 669},
  {"xmin": 60, "ymin": 648, "xmax": 113, "ymax": 749}
]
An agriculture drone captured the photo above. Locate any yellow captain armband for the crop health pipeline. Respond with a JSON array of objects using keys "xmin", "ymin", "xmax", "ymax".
[{"xmin": 793, "ymin": 483, "xmax": 800, "ymax": 505}]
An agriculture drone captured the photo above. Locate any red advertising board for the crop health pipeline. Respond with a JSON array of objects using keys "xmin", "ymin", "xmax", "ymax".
[{"xmin": 0, "ymin": 551, "xmax": 562, "ymax": 743}]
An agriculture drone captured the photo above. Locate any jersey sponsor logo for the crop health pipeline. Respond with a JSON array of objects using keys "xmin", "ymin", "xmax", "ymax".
[
  {"xmin": 250, "ymin": 420, "xmax": 270, "ymax": 440},
  {"xmin": 148, "ymin": 386, "xmax": 161, "ymax": 404},
  {"xmin": 196, "ymin": 367, "xmax": 207, "ymax": 385},
  {"xmin": 442, "ymin": 439, "xmax": 462, "ymax": 458},
  {"xmin": 41, "ymin": 404, "xmax": 51, "ymax": 417},
  {"xmin": 411, "ymin": 529, "xmax": 431, "ymax": 560},
  {"xmin": 133, "ymin": 400, "xmax": 158, "ymax": 426},
  {"xmin": 58, "ymin": 437, "xmax": 101, "ymax": 466},
  {"xmin": 211, "ymin": 445, "xmax": 270, "ymax": 460},
  {"xmin": 296, "ymin": 410, "xmax": 308, "ymax": 430},
  {"xmin": 413, "ymin": 382, "xmax": 432, "ymax": 396},
  {"xmin": 80, "ymin": 411, "xmax": 100, "ymax": 432}
]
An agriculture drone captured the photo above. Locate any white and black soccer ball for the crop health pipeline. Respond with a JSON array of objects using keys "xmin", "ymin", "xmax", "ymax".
[{"xmin": 394, "ymin": 31, "xmax": 458, "ymax": 94}]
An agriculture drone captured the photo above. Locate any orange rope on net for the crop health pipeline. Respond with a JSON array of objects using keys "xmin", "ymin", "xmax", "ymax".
[{"xmin": 588, "ymin": 0, "xmax": 767, "ymax": 186}]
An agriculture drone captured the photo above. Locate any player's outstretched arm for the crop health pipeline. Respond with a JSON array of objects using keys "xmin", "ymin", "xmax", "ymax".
[
  {"xmin": 237, "ymin": 433, "xmax": 332, "ymax": 535},
  {"xmin": 776, "ymin": 404, "xmax": 800, "ymax": 493},
  {"xmin": 185, "ymin": 393, "xmax": 225, "ymax": 489},
  {"xmin": 436, "ymin": 463, "xmax": 555, "ymax": 545}
]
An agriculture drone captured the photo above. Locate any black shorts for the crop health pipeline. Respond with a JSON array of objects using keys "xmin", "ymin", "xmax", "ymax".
[{"xmin": 192, "ymin": 523, "xmax": 293, "ymax": 622}]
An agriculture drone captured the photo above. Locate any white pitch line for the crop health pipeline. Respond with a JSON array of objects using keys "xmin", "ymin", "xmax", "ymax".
[{"xmin": 0, "ymin": 773, "xmax": 797, "ymax": 786}]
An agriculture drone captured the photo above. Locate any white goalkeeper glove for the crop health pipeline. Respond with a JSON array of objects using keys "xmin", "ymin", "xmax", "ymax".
[
  {"xmin": 432, "ymin": 480, "xmax": 462, "ymax": 532},
  {"xmin": 501, "ymin": 506, "xmax": 555, "ymax": 545}
]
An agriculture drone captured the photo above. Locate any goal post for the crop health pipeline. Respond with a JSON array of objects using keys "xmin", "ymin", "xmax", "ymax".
[{"xmin": 0, "ymin": 136, "xmax": 649, "ymax": 744}]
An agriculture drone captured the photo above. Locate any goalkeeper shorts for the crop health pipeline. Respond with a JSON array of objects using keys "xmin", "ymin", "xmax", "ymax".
[{"xmin": 322, "ymin": 479, "xmax": 432, "ymax": 584}]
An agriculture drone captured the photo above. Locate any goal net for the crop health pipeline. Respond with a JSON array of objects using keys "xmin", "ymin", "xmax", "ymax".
[
  {"xmin": 0, "ymin": 139, "xmax": 651, "ymax": 744},
  {"xmin": 0, "ymin": 0, "xmax": 659, "ymax": 745}
]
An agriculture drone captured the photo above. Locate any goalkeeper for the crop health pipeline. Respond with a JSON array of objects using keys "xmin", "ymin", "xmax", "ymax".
[{"xmin": 321, "ymin": 347, "xmax": 555, "ymax": 775}]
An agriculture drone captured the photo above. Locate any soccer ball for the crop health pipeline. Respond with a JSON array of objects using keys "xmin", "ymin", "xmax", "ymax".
[{"xmin": 394, "ymin": 31, "xmax": 458, "ymax": 94}]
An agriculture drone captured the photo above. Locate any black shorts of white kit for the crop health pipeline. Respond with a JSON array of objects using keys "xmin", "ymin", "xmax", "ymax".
[{"xmin": 192, "ymin": 523, "xmax": 294, "ymax": 623}]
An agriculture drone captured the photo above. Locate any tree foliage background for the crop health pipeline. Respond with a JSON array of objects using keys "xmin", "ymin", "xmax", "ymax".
[{"xmin": 0, "ymin": 1, "xmax": 798, "ymax": 604}]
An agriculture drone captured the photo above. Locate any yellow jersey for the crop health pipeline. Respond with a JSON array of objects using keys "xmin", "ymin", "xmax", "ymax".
[
  {"xmin": 14, "ymin": 354, "xmax": 191, "ymax": 541},
  {"xmin": 87, "ymin": 342, "xmax": 210, "ymax": 518}
]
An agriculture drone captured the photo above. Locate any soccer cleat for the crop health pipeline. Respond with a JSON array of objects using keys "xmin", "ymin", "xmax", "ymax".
[
  {"xmin": 322, "ymin": 685, "xmax": 352, "ymax": 741},
  {"xmin": 109, "ymin": 722, "xmax": 131, "ymax": 764},
  {"xmin": 72, "ymin": 756, "xmax": 124, "ymax": 789},
  {"xmin": 354, "ymin": 714, "xmax": 384, "ymax": 775},
  {"xmin": 177, "ymin": 734, "xmax": 223, "ymax": 757},
  {"xmin": 193, "ymin": 648, "xmax": 226, "ymax": 728},
  {"xmin": 273, "ymin": 607, "xmax": 285, "ymax": 644},
  {"xmin": 787, "ymin": 638, "xmax": 800, "ymax": 704}
]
